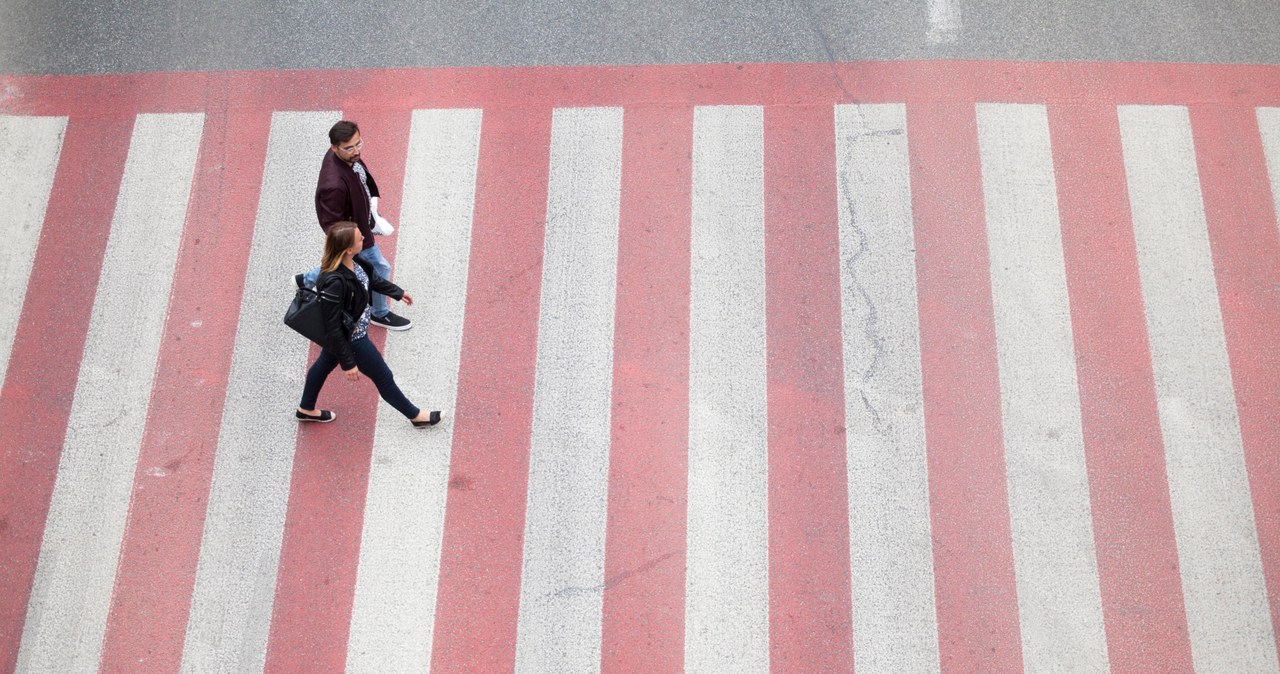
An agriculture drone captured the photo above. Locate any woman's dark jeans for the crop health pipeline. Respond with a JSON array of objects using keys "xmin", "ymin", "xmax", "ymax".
[{"xmin": 299, "ymin": 335, "xmax": 420, "ymax": 419}]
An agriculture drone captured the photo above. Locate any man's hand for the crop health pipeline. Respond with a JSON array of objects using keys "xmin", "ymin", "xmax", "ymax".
[{"xmin": 344, "ymin": 366, "xmax": 359, "ymax": 381}]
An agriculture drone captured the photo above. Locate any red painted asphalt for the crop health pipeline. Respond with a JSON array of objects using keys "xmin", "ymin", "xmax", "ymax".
[{"xmin": 1, "ymin": 60, "xmax": 1278, "ymax": 672}]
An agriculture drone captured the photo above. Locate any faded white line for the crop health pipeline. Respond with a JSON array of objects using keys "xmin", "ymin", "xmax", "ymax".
[
  {"xmin": 0, "ymin": 115, "xmax": 64, "ymax": 391},
  {"xmin": 835, "ymin": 103, "xmax": 940, "ymax": 674},
  {"xmin": 1259, "ymin": 108, "xmax": 1280, "ymax": 230},
  {"xmin": 927, "ymin": 0, "xmax": 961, "ymax": 44},
  {"xmin": 977, "ymin": 102, "xmax": 1109, "ymax": 671},
  {"xmin": 181, "ymin": 110, "xmax": 339, "ymax": 674},
  {"xmin": 514, "ymin": 106, "xmax": 623, "ymax": 674},
  {"xmin": 346, "ymin": 108, "xmax": 482, "ymax": 672},
  {"xmin": 685, "ymin": 105, "xmax": 768, "ymax": 674},
  {"xmin": 1119, "ymin": 104, "xmax": 1279, "ymax": 673},
  {"xmin": 17, "ymin": 112, "xmax": 203, "ymax": 673}
]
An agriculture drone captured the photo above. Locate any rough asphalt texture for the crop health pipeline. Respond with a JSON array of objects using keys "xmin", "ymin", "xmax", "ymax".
[{"xmin": 0, "ymin": 0, "xmax": 1278, "ymax": 75}]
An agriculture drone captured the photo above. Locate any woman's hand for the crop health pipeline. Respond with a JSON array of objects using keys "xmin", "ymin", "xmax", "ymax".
[
  {"xmin": 344, "ymin": 366, "xmax": 359, "ymax": 381},
  {"xmin": 401, "ymin": 293, "xmax": 414, "ymax": 306}
]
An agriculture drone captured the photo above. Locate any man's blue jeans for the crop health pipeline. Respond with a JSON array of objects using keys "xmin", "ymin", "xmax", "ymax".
[{"xmin": 303, "ymin": 243, "xmax": 392, "ymax": 318}]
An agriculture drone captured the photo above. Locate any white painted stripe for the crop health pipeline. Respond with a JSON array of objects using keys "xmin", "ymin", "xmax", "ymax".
[
  {"xmin": 1119, "ymin": 104, "xmax": 1280, "ymax": 673},
  {"xmin": 685, "ymin": 105, "xmax": 768, "ymax": 673},
  {"xmin": 926, "ymin": 0, "xmax": 961, "ymax": 44},
  {"xmin": 345, "ymin": 108, "xmax": 482, "ymax": 672},
  {"xmin": 181, "ymin": 111, "xmax": 339, "ymax": 674},
  {"xmin": 976, "ymin": 103, "xmax": 1109, "ymax": 670},
  {"xmin": 16, "ymin": 113, "xmax": 204, "ymax": 674},
  {"xmin": 1260, "ymin": 108, "xmax": 1280, "ymax": 229},
  {"xmin": 513, "ymin": 106, "xmax": 623, "ymax": 674},
  {"xmin": 834, "ymin": 103, "xmax": 940, "ymax": 674},
  {"xmin": 0, "ymin": 115, "xmax": 65, "ymax": 390}
]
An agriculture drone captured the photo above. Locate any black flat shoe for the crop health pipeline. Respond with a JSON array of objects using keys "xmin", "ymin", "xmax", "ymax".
[
  {"xmin": 411, "ymin": 411, "xmax": 442, "ymax": 428},
  {"xmin": 296, "ymin": 409, "xmax": 336, "ymax": 423}
]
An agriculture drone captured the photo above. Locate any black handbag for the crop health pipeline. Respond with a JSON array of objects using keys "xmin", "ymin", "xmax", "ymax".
[{"xmin": 283, "ymin": 283, "xmax": 352, "ymax": 346}]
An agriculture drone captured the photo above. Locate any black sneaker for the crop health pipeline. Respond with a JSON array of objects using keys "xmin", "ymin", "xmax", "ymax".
[{"xmin": 370, "ymin": 312, "xmax": 412, "ymax": 331}]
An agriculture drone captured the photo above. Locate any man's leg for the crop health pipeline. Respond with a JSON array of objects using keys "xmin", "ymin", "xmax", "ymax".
[
  {"xmin": 299, "ymin": 267, "xmax": 320, "ymax": 288},
  {"xmin": 355, "ymin": 244, "xmax": 392, "ymax": 317},
  {"xmin": 356, "ymin": 244, "xmax": 412, "ymax": 330}
]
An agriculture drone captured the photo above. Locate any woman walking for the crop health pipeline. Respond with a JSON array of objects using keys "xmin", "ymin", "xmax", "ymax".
[{"xmin": 296, "ymin": 221, "xmax": 441, "ymax": 428}]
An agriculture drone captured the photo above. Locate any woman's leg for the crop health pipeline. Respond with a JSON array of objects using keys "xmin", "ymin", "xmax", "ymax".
[
  {"xmin": 350, "ymin": 336, "xmax": 421, "ymax": 419},
  {"xmin": 299, "ymin": 348, "xmax": 340, "ymax": 411}
]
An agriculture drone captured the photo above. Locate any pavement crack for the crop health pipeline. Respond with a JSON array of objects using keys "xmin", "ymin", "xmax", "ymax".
[
  {"xmin": 792, "ymin": 0, "xmax": 856, "ymax": 101},
  {"xmin": 836, "ymin": 109, "xmax": 891, "ymax": 432},
  {"xmin": 549, "ymin": 549, "xmax": 680, "ymax": 600}
]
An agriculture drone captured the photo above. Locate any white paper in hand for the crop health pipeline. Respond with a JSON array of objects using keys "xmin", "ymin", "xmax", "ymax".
[{"xmin": 371, "ymin": 214, "xmax": 395, "ymax": 235}]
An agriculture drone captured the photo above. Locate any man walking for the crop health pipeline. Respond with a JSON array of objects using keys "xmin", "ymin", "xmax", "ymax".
[{"xmin": 300, "ymin": 120, "xmax": 412, "ymax": 330}]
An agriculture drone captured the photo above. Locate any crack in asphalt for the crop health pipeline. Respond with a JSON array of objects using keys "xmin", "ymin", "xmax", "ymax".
[
  {"xmin": 792, "ymin": 0, "xmax": 857, "ymax": 102},
  {"xmin": 837, "ymin": 115, "xmax": 907, "ymax": 434},
  {"xmin": 791, "ymin": 0, "xmax": 902, "ymax": 435},
  {"xmin": 549, "ymin": 549, "xmax": 680, "ymax": 600}
]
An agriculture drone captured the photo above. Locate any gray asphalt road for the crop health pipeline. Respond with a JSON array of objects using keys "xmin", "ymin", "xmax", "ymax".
[{"xmin": 1, "ymin": 0, "xmax": 1277, "ymax": 75}]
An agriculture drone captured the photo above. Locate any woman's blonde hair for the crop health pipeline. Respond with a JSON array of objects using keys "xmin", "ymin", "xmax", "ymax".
[{"xmin": 320, "ymin": 221, "xmax": 359, "ymax": 272}]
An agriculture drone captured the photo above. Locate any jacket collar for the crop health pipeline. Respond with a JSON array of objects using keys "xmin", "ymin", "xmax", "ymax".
[
  {"xmin": 330, "ymin": 256, "xmax": 374, "ymax": 277},
  {"xmin": 326, "ymin": 148, "xmax": 363, "ymax": 174}
]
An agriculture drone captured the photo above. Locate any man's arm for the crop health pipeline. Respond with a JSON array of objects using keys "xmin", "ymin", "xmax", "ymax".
[{"xmin": 315, "ymin": 182, "xmax": 349, "ymax": 231}]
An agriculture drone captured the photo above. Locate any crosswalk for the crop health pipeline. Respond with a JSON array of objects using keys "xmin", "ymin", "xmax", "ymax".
[{"xmin": 1, "ymin": 62, "xmax": 1280, "ymax": 673}]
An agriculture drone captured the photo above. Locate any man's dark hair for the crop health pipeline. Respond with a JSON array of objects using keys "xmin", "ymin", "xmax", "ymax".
[{"xmin": 329, "ymin": 120, "xmax": 360, "ymax": 146}]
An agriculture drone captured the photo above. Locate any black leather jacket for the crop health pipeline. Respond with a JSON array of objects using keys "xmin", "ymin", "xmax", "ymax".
[{"xmin": 316, "ymin": 257, "xmax": 404, "ymax": 369}]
